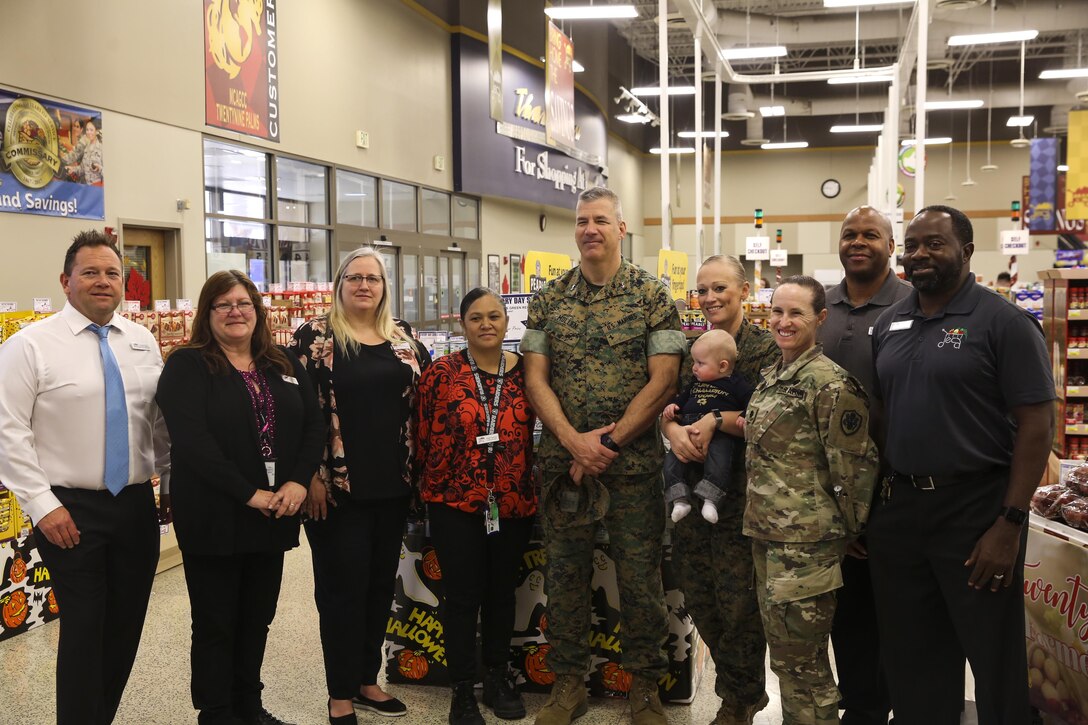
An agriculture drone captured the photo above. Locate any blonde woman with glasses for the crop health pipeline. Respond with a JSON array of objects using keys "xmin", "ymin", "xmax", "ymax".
[{"xmin": 288, "ymin": 248, "xmax": 431, "ymax": 725}]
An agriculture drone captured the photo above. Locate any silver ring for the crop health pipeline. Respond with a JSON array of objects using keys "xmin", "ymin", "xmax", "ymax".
[
  {"xmin": 289, "ymin": 503, "xmax": 296, "ymax": 508},
  {"xmin": 993, "ymin": 573, "xmax": 1005, "ymax": 580}
]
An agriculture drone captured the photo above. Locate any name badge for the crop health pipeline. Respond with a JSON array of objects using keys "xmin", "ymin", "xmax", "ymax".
[
  {"xmin": 264, "ymin": 460, "xmax": 276, "ymax": 489},
  {"xmin": 889, "ymin": 320, "xmax": 914, "ymax": 332},
  {"xmin": 476, "ymin": 433, "xmax": 500, "ymax": 446},
  {"xmin": 130, "ymin": 342, "xmax": 152, "ymax": 351},
  {"xmin": 282, "ymin": 375, "xmax": 298, "ymax": 385},
  {"xmin": 868, "ymin": 326, "xmax": 874, "ymax": 336},
  {"xmin": 392, "ymin": 342, "xmax": 412, "ymax": 352}
]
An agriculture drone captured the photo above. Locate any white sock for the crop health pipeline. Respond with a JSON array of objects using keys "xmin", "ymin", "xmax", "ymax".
[
  {"xmin": 671, "ymin": 501, "xmax": 691, "ymax": 522},
  {"xmin": 701, "ymin": 500, "xmax": 719, "ymax": 524}
]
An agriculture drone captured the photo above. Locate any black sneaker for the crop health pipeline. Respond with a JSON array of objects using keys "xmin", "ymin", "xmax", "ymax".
[
  {"xmin": 482, "ymin": 665, "xmax": 527, "ymax": 720},
  {"xmin": 449, "ymin": 681, "xmax": 485, "ymax": 725},
  {"xmin": 352, "ymin": 692, "xmax": 407, "ymax": 718}
]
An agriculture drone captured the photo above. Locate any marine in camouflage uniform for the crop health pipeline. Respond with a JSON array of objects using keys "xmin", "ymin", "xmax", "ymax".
[
  {"xmin": 672, "ymin": 319, "xmax": 779, "ymax": 721},
  {"xmin": 744, "ymin": 343, "xmax": 878, "ymax": 725},
  {"xmin": 522, "ymin": 188, "xmax": 685, "ymax": 725}
]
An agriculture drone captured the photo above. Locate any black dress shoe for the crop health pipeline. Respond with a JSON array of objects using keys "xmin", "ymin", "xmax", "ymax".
[
  {"xmin": 352, "ymin": 693, "xmax": 407, "ymax": 717},
  {"xmin": 253, "ymin": 708, "xmax": 294, "ymax": 725},
  {"xmin": 328, "ymin": 699, "xmax": 358, "ymax": 725}
]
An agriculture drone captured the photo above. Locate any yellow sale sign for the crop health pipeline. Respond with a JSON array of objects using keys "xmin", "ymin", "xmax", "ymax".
[
  {"xmin": 524, "ymin": 251, "xmax": 572, "ymax": 293},
  {"xmin": 657, "ymin": 250, "xmax": 688, "ymax": 302}
]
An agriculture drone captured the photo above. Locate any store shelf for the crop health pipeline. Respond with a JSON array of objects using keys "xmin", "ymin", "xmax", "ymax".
[
  {"xmin": 1070, "ymin": 309, "xmax": 1088, "ymax": 320},
  {"xmin": 1069, "ymin": 349, "xmax": 1088, "ymax": 359},
  {"xmin": 1069, "ymin": 387, "xmax": 1088, "ymax": 398},
  {"xmin": 1066, "ymin": 425, "xmax": 1088, "ymax": 436}
]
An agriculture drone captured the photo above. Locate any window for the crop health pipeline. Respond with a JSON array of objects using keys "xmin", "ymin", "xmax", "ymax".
[
  {"xmin": 204, "ymin": 140, "xmax": 268, "ymax": 219},
  {"xmin": 205, "ymin": 218, "xmax": 271, "ymax": 286},
  {"xmin": 381, "ymin": 180, "xmax": 417, "ymax": 231},
  {"xmin": 336, "ymin": 169, "xmax": 377, "ymax": 227},
  {"xmin": 452, "ymin": 195, "xmax": 479, "ymax": 240},
  {"xmin": 278, "ymin": 227, "xmax": 330, "ymax": 285},
  {"xmin": 421, "ymin": 188, "xmax": 451, "ymax": 236},
  {"xmin": 277, "ymin": 158, "xmax": 328, "ymax": 224}
]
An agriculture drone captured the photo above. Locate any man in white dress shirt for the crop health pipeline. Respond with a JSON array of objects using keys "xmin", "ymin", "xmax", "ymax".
[{"xmin": 0, "ymin": 231, "xmax": 170, "ymax": 725}]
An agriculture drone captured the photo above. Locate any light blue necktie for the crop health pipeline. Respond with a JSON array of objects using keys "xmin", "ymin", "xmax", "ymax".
[{"xmin": 89, "ymin": 324, "xmax": 130, "ymax": 495}]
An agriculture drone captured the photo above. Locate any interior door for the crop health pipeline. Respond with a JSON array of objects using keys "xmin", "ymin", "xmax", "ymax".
[{"xmin": 122, "ymin": 228, "xmax": 166, "ymax": 309}]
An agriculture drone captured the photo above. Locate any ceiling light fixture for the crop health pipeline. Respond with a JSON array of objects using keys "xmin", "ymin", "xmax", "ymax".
[
  {"xmin": 721, "ymin": 45, "xmax": 788, "ymax": 60},
  {"xmin": 827, "ymin": 75, "xmax": 895, "ymax": 85},
  {"xmin": 947, "ymin": 29, "xmax": 1038, "ymax": 46},
  {"xmin": 616, "ymin": 113, "xmax": 652, "ymax": 124},
  {"xmin": 761, "ymin": 141, "xmax": 809, "ymax": 149},
  {"xmin": 1040, "ymin": 68, "xmax": 1088, "ymax": 79},
  {"xmin": 830, "ymin": 124, "xmax": 884, "ymax": 133},
  {"xmin": 678, "ymin": 130, "xmax": 730, "ymax": 138},
  {"xmin": 572, "ymin": 60, "xmax": 585, "ymax": 73},
  {"xmin": 824, "ymin": 0, "xmax": 914, "ymax": 6},
  {"xmin": 1007, "ymin": 115, "xmax": 1035, "ymax": 127},
  {"xmin": 901, "ymin": 137, "xmax": 953, "ymax": 146},
  {"xmin": 759, "ymin": 105, "xmax": 786, "ymax": 117},
  {"xmin": 925, "ymin": 100, "xmax": 984, "ymax": 110},
  {"xmin": 650, "ymin": 147, "xmax": 696, "ymax": 154},
  {"xmin": 544, "ymin": 5, "xmax": 638, "ymax": 20},
  {"xmin": 630, "ymin": 86, "xmax": 696, "ymax": 96}
]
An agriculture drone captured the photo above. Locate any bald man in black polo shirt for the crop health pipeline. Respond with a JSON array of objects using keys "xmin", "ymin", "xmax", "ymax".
[
  {"xmin": 869, "ymin": 206, "xmax": 1054, "ymax": 725},
  {"xmin": 819, "ymin": 206, "xmax": 911, "ymax": 725}
]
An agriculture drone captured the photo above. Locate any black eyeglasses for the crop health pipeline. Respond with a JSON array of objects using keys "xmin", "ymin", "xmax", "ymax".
[{"xmin": 210, "ymin": 300, "xmax": 256, "ymax": 315}]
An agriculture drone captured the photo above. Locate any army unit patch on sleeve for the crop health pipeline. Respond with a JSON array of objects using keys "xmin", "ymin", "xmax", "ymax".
[{"xmin": 841, "ymin": 410, "xmax": 863, "ymax": 436}]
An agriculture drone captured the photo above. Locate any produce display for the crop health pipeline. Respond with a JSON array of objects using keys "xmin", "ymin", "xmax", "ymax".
[{"xmin": 1031, "ymin": 463, "xmax": 1088, "ymax": 530}]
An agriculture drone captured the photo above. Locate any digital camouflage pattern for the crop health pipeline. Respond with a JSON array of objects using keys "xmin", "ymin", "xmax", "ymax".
[
  {"xmin": 521, "ymin": 260, "xmax": 686, "ymax": 475},
  {"xmin": 673, "ymin": 321, "xmax": 779, "ymax": 715},
  {"xmin": 539, "ymin": 471, "xmax": 669, "ymax": 680},
  {"xmin": 753, "ymin": 538, "xmax": 846, "ymax": 725},
  {"xmin": 743, "ymin": 344, "xmax": 878, "ymax": 542}
]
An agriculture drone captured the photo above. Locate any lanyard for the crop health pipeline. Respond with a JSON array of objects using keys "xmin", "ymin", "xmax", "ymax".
[{"xmin": 465, "ymin": 349, "xmax": 506, "ymax": 455}]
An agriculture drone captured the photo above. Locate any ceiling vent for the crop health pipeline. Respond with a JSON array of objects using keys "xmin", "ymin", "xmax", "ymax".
[
  {"xmin": 740, "ymin": 115, "xmax": 770, "ymax": 146},
  {"xmin": 723, "ymin": 87, "xmax": 755, "ymax": 121},
  {"xmin": 935, "ymin": 0, "xmax": 987, "ymax": 10}
]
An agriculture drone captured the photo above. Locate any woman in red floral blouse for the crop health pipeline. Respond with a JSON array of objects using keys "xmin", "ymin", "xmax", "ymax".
[{"xmin": 414, "ymin": 287, "xmax": 537, "ymax": 725}]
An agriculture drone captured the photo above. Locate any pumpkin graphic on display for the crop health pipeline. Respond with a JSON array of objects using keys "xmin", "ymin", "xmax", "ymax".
[
  {"xmin": 2, "ymin": 590, "xmax": 28, "ymax": 629},
  {"xmin": 539, "ymin": 613, "xmax": 548, "ymax": 632},
  {"xmin": 601, "ymin": 662, "xmax": 632, "ymax": 693},
  {"xmin": 421, "ymin": 546, "xmax": 442, "ymax": 580},
  {"xmin": 8, "ymin": 552, "xmax": 26, "ymax": 584},
  {"xmin": 47, "ymin": 589, "xmax": 59, "ymax": 615},
  {"xmin": 524, "ymin": 643, "xmax": 554, "ymax": 685},
  {"xmin": 397, "ymin": 649, "xmax": 429, "ymax": 680}
]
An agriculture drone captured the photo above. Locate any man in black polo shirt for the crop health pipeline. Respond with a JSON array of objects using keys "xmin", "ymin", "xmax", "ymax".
[
  {"xmin": 869, "ymin": 205, "xmax": 1054, "ymax": 725},
  {"xmin": 819, "ymin": 206, "xmax": 911, "ymax": 725}
]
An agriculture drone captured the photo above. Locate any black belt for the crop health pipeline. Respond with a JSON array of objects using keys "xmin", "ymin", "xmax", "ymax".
[{"xmin": 888, "ymin": 466, "xmax": 1005, "ymax": 490}]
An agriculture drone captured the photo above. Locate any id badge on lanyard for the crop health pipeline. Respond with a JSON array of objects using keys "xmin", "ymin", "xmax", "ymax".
[
  {"xmin": 264, "ymin": 460, "xmax": 276, "ymax": 489},
  {"xmin": 467, "ymin": 350, "xmax": 506, "ymax": 535}
]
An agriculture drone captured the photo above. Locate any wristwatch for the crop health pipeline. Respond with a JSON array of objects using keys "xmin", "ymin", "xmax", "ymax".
[
  {"xmin": 600, "ymin": 434, "xmax": 621, "ymax": 453},
  {"xmin": 999, "ymin": 506, "xmax": 1028, "ymax": 526},
  {"xmin": 711, "ymin": 409, "xmax": 723, "ymax": 429}
]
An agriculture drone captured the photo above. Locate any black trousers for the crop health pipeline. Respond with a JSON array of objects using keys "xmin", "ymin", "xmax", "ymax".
[
  {"xmin": 33, "ymin": 482, "xmax": 158, "ymax": 725},
  {"xmin": 867, "ymin": 473, "xmax": 1031, "ymax": 725},
  {"xmin": 426, "ymin": 503, "xmax": 534, "ymax": 684},
  {"xmin": 182, "ymin": 550, "xmax": 285, "ymax": 724},
  {"xmin": 830, "ymin": 552, "xmax": 892, "ymax": 725},
  {"xmin": 305, "ymin": 495, "xmax": 410, "ymax": 699}
]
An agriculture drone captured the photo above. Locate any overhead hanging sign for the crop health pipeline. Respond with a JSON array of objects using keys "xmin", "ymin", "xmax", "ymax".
[
  {"xmin": 1068, "ymin": 110, "xmax": 1087, "ymax": 221},
  {"xmin": 204, "ymin": 0, "xmax": 280, "ymax": 142},
  {"xmin": 545, "ymin": 22, "xmax": 576, "ymax": 149},
  {"xmin": 770, "ymin": 248, "xmax": 788, "ymax": 267},
  {"xmin": 656, "ymin": 249, "xmax": 688, "ymax": 302},
  {"xmin": 1022, "ymin": 174, "xmax": 1086, "ymax": 236},
  {"xmin": 1029, "ymin": 138, "xmax": 1059, "ymax": 232},
  {"xmin": 745, "ymin": 237, "xmax": 770, "ymax": 261},
  {"xmin": 1001, "ymin": 230, "xmax": 1029, "ymax": 255},
  {"xmin": 0, "ymin": 89, "xmax": 105, "ymax": 220}
]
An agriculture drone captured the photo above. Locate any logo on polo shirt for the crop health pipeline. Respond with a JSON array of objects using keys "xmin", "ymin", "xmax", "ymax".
[{"xmin": 938, "ymin": 327, "xmax": 967, "ymax": 350}]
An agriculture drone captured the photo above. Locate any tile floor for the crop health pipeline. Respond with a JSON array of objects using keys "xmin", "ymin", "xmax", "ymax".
[{"xmin": 0, "ymin": 537, "xmax": 982, "ymax": 724}]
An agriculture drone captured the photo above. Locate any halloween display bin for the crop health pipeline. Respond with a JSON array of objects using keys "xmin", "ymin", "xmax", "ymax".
[{"xmin": 385, "ymin": 519, "xmax": 707, "ymax": 703}]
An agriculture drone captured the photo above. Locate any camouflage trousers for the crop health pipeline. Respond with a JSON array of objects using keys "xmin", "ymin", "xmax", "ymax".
[
  {"xmin": 673, "ymin": 484, "xmax": 767, "ymax": 712},
  {"xmin": 541, "ymin": 469, "xmax": 669, "ymax": 680},
  {"xmin": 752, "ymin": 538, "xmax": 846, "ymax": 725}
]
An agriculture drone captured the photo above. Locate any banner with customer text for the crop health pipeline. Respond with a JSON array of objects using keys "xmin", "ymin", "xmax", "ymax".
[
  {"xmin": 0, "ymin": 89, "xmax": 105, "ymax": 220},
  {"xmin": 544, "ymin": 22, "xmax": 576, "ymax": 149},
  {"xmin": 204, "ymin": 0, "xmax": 280, "ymax": 142}
]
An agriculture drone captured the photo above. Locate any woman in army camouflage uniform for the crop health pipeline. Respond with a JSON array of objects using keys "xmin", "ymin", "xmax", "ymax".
[{"xmin": 743, "ymin": 275, "xmax": 879, "ymax": 725}]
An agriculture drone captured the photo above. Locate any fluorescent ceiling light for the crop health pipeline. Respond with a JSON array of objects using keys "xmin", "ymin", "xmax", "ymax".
[
  {"xmin": 830, "ymin": 124, "xmax": 884, "ymax": 133},
  {"xmin": 630, "ymin": 86, "xmax": 696, "ymax": 96},
  {"xmin": 824, "ymin": 0, "xmax": 914, "ymax": 5},
  {"xmin": 1040, "ymin": 68, "xmax": 1088, "ymax": 79},
  {"xmin": 900, "ymin": 137, "xmax": 952, "ymax": 146},
  {"xmin": 545, "ymin": 5, "xmax": 638, "ymax": 19},
  {"xmin": 1007, "ymin": 115, "xmax": 1035, "ymax": 127},
  {"xmin": 678, "ymin": 130, "xmax": 730, "ymax": 138},
  {"xmin": 572, "ymin": 60, "xmax": 585, "ymax": 73},
  {"xmin": 924, "ymin": 99, "xmax": 984, "ymax": 110},
  {"xmin": 616, "ymin": 113, "xmax": 652, "ymax": 124},
  {"xmin": 1058, "ymin": 164, "xmax": 1070, "ymax": 172},
  {"xmin": 761, "ymin": 141, "xmax": 809, "ymax": 150},
  {"xmin": 827, "ymin": 74, "xmax": 894, "ymax": 85},
  {"xmin": 721, "ymin": 45, "xmax": 788, "ymax": 60},
  {"xmin": 948, "ymin": 29, "xmax": 1038, "ymax": 46},
  {"xmin": 650, "ymin": 147, "xmax": 696, "ymax": 155},
  {"xmin": 759, "ymin": 105, "xmax": 786, "ymax": 117}
]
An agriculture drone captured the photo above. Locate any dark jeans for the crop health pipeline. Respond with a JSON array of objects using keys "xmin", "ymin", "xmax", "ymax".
[
  {"xmin": 830, "ymin": 552, "xmax": 892, "ymax": 725},
  {"xmin": 426, "ymin": 503, "xmax": 534, "ymax": 684},
  {"xmin": 867, "ymin": 473, "xmax": 1030, "ymax": 725},
  {"xmin": 305, "ymin": 494, "xmax": 411, "ymax": 700},
  {"xmin": 34, "ymin": 482, "xmax": 158, "ymax": 725},
  {"xmin": 663, "ymin": 432, "xmax": 737, "ymax": 506},
  {"xmin": 182, "ymin": 551, "xmax": 285, "ymax": 724}
]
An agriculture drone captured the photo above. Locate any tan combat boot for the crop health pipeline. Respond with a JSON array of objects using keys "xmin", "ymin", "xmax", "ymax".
[
  {"xmin": 629, "ymin": 675, "xmax": 667, "ymax": 725},
  {"xmin": 534, "ymin": 674, "xmax": 588, "ymax": 725},
  {"xmin": 711, "ymin": 692, "xmax": 770, "ymax": 725}
]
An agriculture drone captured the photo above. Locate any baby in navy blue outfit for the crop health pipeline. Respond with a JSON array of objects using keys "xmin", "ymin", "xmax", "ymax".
[{"xmin": 663, "ymin": 329, "xmax": 753, "ymax": 524}]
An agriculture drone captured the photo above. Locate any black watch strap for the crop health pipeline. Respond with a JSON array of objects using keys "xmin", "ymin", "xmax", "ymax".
[
  {"xmin": 600, "ymin": 433, "xmax": 621, "ymax": 453},
  {"xmin": 711, "ymin": 409, "xmax": 723, "ymax": 428},
  {"xmin": 999, "ymin": 506, "xmax": 1028, "ymax": 526}
]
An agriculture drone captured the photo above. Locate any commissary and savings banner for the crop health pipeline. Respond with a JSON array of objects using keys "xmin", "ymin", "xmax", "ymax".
[
  {"xmin": 0, "ymin": 89, "xmax": 105, "ymax": 220},
  {"xmin": 204, "ymin": 0, "xmax": 280, "ymax": 142}
]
